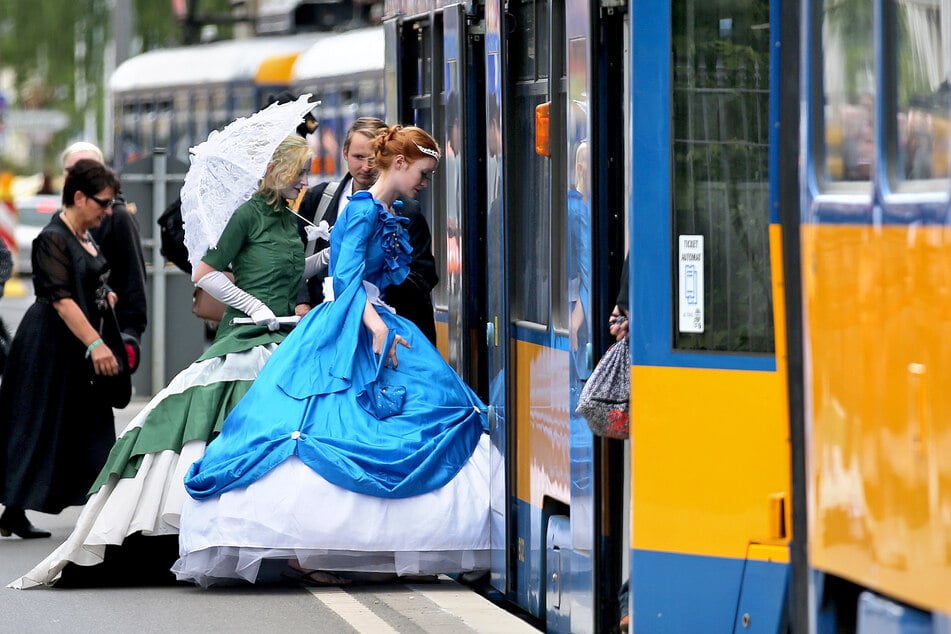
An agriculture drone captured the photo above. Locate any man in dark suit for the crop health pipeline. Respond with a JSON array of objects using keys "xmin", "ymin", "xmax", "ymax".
[
  {"xmin": 296, "ymin": 117, "xmax": 438, "ymax": 345},
  {"xmin": 62, "ymin": 142, "xmax": 147, "ymax": 369}
]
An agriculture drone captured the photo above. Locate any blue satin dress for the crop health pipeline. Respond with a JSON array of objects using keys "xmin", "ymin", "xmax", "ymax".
[{"xmin": 184, "ymin": 191, "xmax": 487, "ymax": 501}]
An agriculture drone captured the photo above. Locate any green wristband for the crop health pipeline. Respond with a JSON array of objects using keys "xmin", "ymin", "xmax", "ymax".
[{"xmin": 85, "ymin": 338, "xmax": 104, "ymax": 358}]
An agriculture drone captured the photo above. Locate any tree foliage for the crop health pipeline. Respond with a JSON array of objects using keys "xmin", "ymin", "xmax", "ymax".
[{"xmin": 0, "ymin": 0, "xmax": 231, "ymax": 170}]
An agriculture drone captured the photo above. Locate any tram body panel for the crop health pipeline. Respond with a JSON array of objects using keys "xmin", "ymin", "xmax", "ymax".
[
  {"xmin": 799, "ymin": 0, "xmax": 951, "ymax": 624},
  {"xmin": 803, "ymin": 222, "xmax": 951, "ymax": 615},
  {"xmin": 629, "ymin": 0, "xmax": 792, "ymax": 630},
  {"xmin": 513, "ymin": 337, "xmax": 571, "ymax": 506},
  {"xmin": 632, "ymin": 365, "xmax": 789, "ymax": 556}
]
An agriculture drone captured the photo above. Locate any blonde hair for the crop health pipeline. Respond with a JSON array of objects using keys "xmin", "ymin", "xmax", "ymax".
[
  {"xmin": 372, "ymin": 125, "xmax": 441, "ymax": 171},
  {"xmin": 258, "ymin": 135, "xmax": 311, "ymax": 205}
]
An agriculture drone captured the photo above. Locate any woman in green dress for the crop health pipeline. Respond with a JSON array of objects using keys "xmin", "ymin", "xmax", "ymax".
[{"xmin": 13, "ymin": 135, "xmax": 315, "ymax": 588}]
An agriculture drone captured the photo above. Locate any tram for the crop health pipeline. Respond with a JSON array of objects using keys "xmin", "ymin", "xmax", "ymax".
[
  {"xmin": 381, "ymin": 0, "xmax": 951, "ymax": 632},
  {"xmin": 108, "ymin": 0, "xmax": 951, "ymax": 629},
  {"xmin": 107, "ymin": 32, "xmax": 322, "ymax": 171},
  {"xmin": 108, "ymin": 28, "xmax": 388, "ymax": 183}
]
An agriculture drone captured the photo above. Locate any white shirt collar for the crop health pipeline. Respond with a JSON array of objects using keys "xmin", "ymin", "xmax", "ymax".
[{"xmin": 337, "ymin": 178, "xmax": 354, "ymax": 215}]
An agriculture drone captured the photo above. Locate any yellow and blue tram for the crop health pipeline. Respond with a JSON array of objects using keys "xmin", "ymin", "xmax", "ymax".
[
  {"xmin": 381, "ymin": 0, "xmax": 951, "ymax": 632},
  {"xmin": 109, "ymin": 0, "xmax": 951, "ymax": 629}
]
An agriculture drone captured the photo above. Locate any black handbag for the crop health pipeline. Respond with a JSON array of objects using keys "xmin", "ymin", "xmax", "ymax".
[
  {"xmin": 90, "ymin": 300, "xmax": 132, "ymax": 409},
  {"xmin": 576, "ymin": 337, "xmax": 630, "ymax": 439}
]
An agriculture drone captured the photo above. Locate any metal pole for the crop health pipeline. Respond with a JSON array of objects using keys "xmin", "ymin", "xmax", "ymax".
[{"xmin": 151, "ymin": 149, "xmax": 168, "ymax": 395}]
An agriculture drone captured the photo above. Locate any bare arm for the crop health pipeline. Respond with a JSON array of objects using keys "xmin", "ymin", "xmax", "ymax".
[{"xmin": 362, "ymin": 299, "xmax": 410, "ymax": 368}]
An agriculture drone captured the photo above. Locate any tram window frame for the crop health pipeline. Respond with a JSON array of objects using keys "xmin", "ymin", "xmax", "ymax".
[
  {"xmin": 884, "ymin": 0, "xmax": 950, "ymax": 193},
  {"xmin": 670, "ymin": 0, "xmax": 775, "ymax": 355}
]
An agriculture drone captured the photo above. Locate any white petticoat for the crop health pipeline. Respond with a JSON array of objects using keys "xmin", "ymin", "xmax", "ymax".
[
  {"xmin": 8, "ymin": 345, "xmax": 276, "ymax": 589},
  {"xmin": 172, "ymin": 435, "xmax": 492, "ymax": 588}
]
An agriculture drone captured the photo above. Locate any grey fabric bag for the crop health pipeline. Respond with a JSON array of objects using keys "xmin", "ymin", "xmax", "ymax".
[{"xmin": 576, "ymin": 336, "xmax": 630, "ymax": 439}]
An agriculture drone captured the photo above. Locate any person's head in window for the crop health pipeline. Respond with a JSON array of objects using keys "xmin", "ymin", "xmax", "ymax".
[{"xmin": 343, "ymin": 117, "xmax": 388, "ymax": 191}]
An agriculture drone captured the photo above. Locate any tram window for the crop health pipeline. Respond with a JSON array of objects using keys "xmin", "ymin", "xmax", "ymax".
[
  {"xmin": 193, "ymin": 92, "xmax": 210, "ymax": 141},
  {"xmin": 139, "ymin": 100, "xmax": 155, "ymax": 155},
  {"xmin": 671, "ymin": 0, "xmax": 774, "ymax": 354},
  {"xmin": 505, "ymin": 95, "xmax": 552, "ymax": 325},
  {"xmin": 509, "ymin": 23, "xmax": 551, "ymax": 326},
  {"xmin": 819, "ymin": 0, "xmax": 874, "ymax": 183},
  {"xmin": 154, "ymin": 98, "xmax": 172, "ymax": 150},
  {"xmin": 510, "ymin": 1, "xmax": 550, "ymax": 82},
  {"xmin": 172, "ymin": 91, "xmax": 192, "ymax": 164},
  {"xmin": 210, "ymin": 87, "xmax": 229, "ymax": 131},
  {"xmin": 234, "ymin": 86, "xmax": 254, "ymax": 116},
  {"xmin": 892, "ymin": 0, "xmax": 949, "ymax": 184}
]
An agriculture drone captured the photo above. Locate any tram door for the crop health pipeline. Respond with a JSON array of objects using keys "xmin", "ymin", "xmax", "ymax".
[{"xmin": 486, "ymin": 0, "xmax": 599, "ymax": 627}]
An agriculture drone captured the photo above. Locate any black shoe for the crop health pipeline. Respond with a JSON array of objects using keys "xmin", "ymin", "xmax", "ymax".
[{"xmin": 0, "ymin": 507, "xmax": 51, "ymax": 539}]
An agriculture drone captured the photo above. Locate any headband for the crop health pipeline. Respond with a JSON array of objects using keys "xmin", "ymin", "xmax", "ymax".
[{"xmin": 414, "ymin": 142, "xmax": 441, "ymax": 161}]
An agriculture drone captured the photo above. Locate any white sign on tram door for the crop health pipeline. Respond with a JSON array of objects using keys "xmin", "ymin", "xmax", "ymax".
[{"xmin": 678, "ymin": 235, "xmax": 704, "ymax": 333}]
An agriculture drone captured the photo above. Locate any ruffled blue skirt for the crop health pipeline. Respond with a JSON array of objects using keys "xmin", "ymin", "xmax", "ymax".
[{"xmin": 185, "ymin": 291, "xmax": 487, "ymax": 501}]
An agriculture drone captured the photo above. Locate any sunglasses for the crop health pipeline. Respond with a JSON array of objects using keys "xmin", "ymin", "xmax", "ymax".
[{"xmin": 88, "ymin": 194, "xmax": 117, "ymax": 208}]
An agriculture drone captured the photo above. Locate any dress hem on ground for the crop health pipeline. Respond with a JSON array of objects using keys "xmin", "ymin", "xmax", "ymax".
[{"xmin": 173, "ymin": 440, "xmax": 491, "ymax": 588}]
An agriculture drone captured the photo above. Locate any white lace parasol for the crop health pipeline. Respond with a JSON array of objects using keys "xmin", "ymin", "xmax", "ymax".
[{"xmin": 180, "ymin": 94, "xmax": 316, "ymax": 273}]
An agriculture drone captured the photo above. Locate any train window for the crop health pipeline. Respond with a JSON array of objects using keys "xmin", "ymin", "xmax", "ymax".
[
  {"xmin": 193, "ymin": 91, "xmax": 210, "ymax": 144},
  {"xmin": 172, "ymin": 91, "xmax": 192, "ymax": 164},
  {"xmin": 210, "ymin": 87, "xmax": 229, "ymax": 131},
  {"xmin": 234, "ymin": 85, "xmax": 254, "ymax": 116},
  {"xmin": 510, "ymin": 0, "xmax": 550, "ymax": 82},
  {"xmin": 154, "ymin": 98, "xmax": 172, "ymax": 150},
  {"xmin": 400, "ymin": 19, "xmax": 444, "ymax": 309},
  {"xmin": 891, "ymin": 0, "xmax": 949, "ymax": 184},
  {"xmin": 671, "ymin": 0, "xmax": 774, "ymax": 354},
  {"xmin": 139, "ymin": 100, "xmax": 154, "ymax": 155},
  {"xmin": 819, "ymin": 0, "xmax": 874, "ymax": 183},
  {"xmin": 509, "ymin": 3, "xmax": 551, "ymax": 326}
]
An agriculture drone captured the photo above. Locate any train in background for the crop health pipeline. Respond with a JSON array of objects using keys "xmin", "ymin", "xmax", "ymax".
[
  {"xmin": 107, "ymin": 27, "xmax": 386, "ymax": 180},
  {"xmin": 380, "ymin": 0, "xmax": 951, "ymax": 632}
]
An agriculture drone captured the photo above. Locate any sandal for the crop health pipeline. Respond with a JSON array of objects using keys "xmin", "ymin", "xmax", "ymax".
[{"xmin": 282, "ymin": 568, "xmax": 352, "ymax": 587}]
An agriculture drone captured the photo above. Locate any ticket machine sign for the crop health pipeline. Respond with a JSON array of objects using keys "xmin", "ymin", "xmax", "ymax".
[{"xmin": 678, "ymin": 235, "xmax": 704, "ymax": 333}]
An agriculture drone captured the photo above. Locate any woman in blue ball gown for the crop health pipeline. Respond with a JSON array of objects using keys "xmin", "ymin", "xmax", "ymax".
[{"xmin": 173, "ymin": 126, "xmax": 490, "ymax": 587}]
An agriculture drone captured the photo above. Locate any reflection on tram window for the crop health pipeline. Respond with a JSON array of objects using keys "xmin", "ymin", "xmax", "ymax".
[
  {"xmin": 895, "ymin": 0, "xmax": 949, "ymax": 182},
  {"xmin": 672, "ymin": 0, "xmax": 774, "ymax": 354},
  {"xmin": 510, "ymin": 4, "xmax": 551, "ymax": 326},
  {"xmin": 821, "ymin": 0, "xmax": 874, "ymax": 182}
]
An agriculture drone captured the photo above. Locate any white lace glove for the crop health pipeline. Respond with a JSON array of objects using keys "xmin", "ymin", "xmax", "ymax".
[
  {"xmin": 195, "ymin": 270, "xmax": 280, "ymax": 331},
  {"xmin": 303, "ymin": 247, "xmax": 330, "ymax": 280}
]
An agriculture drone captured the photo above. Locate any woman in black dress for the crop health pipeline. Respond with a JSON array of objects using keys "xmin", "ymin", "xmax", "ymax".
[{"xmin": 0, "ymin": 160, "xmax": 122, "ymax": 538}]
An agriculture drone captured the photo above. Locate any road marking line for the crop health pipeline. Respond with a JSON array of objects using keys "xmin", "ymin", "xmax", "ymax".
[
  {"xmin": 307, "ymin": 586, "xmax": 400, "ymax": 633},
  {"xmin": 407, "ymin": 582, "xmax": 538, "ymax": 633}
]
